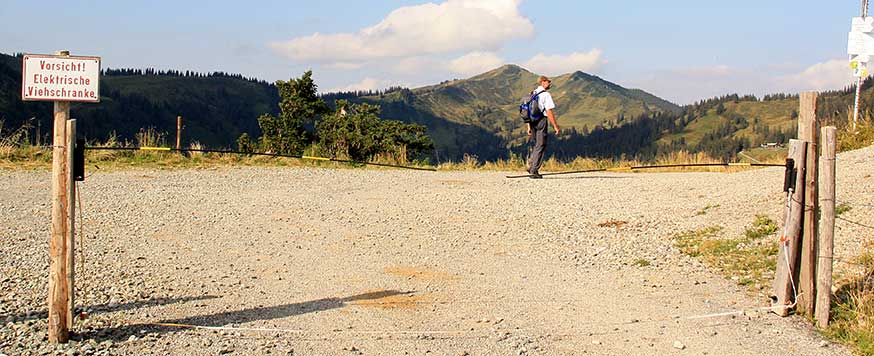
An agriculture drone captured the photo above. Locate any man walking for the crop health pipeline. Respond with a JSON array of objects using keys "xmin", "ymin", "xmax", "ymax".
[{"xmin": 527, "ymin": 75, "xmax": 560, "ymax": 179}]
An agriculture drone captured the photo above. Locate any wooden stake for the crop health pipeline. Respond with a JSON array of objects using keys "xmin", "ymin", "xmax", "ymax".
[
  {"xmin": 773, "ymin": 139, "xmax": 807, "ymax": 316},
  {"xmin": 48, "ymin": 99, "xmax": 71, "ymax": 343},
  {"xmin": 176, "ymin": 115, "xmax": 182, "ymax": 150},
  {"xmin": 816, "ymin": 126, "xmax": 837, "ymax": 328},
  {"xmin": 797, "ymin": 91, "xmax": 819, "ymax": 315},
  {"xmin": 65, "ymin": 119, "xmax": 76, "ymax": 329}
]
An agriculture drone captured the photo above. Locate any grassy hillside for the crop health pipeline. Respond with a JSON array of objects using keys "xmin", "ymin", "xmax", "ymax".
[
  {"xmin": 324, "ymin": 64, "xmax": 682, "ymax": 157},
  {"xmin": 4, "ymin": 50, "xmax": 869, "ymax": 163},
  {"xmin": 0, "ymin": 53, "xmax": 279, "ymax": 148},
  {"xmin": 76, "ymin": 74, "xmax": 279, "ymax": 146},
  {"xmin": 378, "ymin": 65, "xmax": 680, "ymax": 137},
  {"xmin": 661, "ymin": 97, "xmax": 797, "ymax": 147}
]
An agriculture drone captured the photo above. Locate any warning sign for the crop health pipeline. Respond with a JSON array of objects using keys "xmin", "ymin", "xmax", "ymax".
[{"xmin": 21, "ymin": 54, "xmax": 101, "ymax": 102}]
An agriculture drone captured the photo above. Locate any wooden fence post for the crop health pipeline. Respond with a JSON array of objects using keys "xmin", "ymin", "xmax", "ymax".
[
  {"xmin": 815, "ymin": 126, "xmax": 837, "ymax": 328},
  {"xmin": 773, "ymin": 139, "xmax": 808, "ymax": 315},
  {"xmin": 65, "ymin": 119, "xmax": 76, "ymax": 330},
  {"xmin": 797, "ymin": 91, "xmax": 819, "ymax": 315},
  {"xmin": 48, "ymin": 74, "xmax": 72, "ymax": 342},
  {"xmin": 176, "ymin": 115, "xmax": 182, "ymax": 150}
]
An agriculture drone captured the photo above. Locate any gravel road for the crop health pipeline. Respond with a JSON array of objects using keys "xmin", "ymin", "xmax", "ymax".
[{"xmin": 2, "ymin": 146, "xmax": 872, "ymax": 355}]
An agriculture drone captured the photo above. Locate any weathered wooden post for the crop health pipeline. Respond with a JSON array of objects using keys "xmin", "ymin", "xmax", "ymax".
[
  {"xmin": 176, "ymin": 115, "xmax": 182, "ymax": 150},
  {"xmin": 49, "ymin": 93, "xmax": 71, "ymax": 342},
  {"xmin": 815, "ymin": 126, "xmax": 837, "ymax": 328},
  {"xmin": 65, "ymin": 118, "xmax": 76, "ymax": 330},
  {"xmin": 21, "ymin": 50, "xmax": 100, "ymax": 343},
  {"xmin": 797, "ymin": 92, "xmax": 819, "ymax": 315},
  {"xmin": 773, "ymin": 139, "xmax": 807, "ymax": 315}
]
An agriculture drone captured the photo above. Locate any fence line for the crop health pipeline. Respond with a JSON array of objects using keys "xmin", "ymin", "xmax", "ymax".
[
  {"xmin": 505, "ymin": 162, "xmax": 786, "ymax": 179},
  {"xmin": 83, "ymin": 146, "xmax": 437, "ymax": 172}
]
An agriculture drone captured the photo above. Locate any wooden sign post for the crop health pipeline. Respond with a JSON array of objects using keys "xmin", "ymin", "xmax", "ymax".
[
  {"xmin": 49, "ymin": 96, "xmax": 71, "ymax": 342},
  {"xmin": 22, "ymin": 50, "xmax": 100, "ymax": 343}
]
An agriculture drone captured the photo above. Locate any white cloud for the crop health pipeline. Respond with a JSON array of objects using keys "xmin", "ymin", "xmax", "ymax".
[
  {"xmin": 522, "ymin": 49, "xmax": 606, "ymax": 76},
  {"xmin": 325, "ymin": 62, "xmax": 365, "ymax": 70},
  {"xmin": 270, "ymin": 0, "xmax": 533, "ymax": 64},
  {"xmin": 393, "ymin": 56, "xmax": 443, "ymax": 75},
  {"xmin": 777, "ymin": 59, "xmax": 854, "ymax": 92},
  {"xmin": 623, "ymin": 59, "xmax": 858, "ymax": 105},
  {"xmin": 326, "ymin": 77, "xmax": 406, "ymax": 93},
  {"xmin": 625, "ymin": 65, "xmax": 771, "ymax": 104},
  {"xmin": 448, "ymin": 52, "xmax": 505, "ymax": 76}
]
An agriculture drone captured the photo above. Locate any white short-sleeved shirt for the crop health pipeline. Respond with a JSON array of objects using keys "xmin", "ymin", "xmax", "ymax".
[{"xmin": 534, "ymin": 86, "xmax": 555, "ymax": 112}]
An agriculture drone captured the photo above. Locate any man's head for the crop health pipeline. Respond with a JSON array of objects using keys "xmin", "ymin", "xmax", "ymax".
[{"xmin": 539, "ymin": 75, "xmax": 551, "ymax": 90}]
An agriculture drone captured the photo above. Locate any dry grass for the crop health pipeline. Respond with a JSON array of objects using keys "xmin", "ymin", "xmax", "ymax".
[
  {"xmin": 0, "ymin": 143, "xmax": 789, "ymax": 174},
  {"xmin": 135, "ymin": 127, "xmax": 167, "ymax": 148},
  {"xmin": 839, "ymin": 121, "xmax": 874, "ymax": 153},
  {"xmin": 823, "ymin": 247, "xmax": 874, "ymax": 355},
  {"xmin": 437, "ymin": 150, "xmax": 779, "ymax": 174},
  {"xmin": 0, "ymin": 119, "xmax": 49, "ymax": 169},
  {"xmin": 0, "ymin": 119, "xmax": 29, "ymax": 157},
  {"xmin": 674, "ymin": 215, "xmax": 780, "ymax": 289},
  {"xmin": 2, "ymin": 120, "xmax": 870, "ymax": 174}
]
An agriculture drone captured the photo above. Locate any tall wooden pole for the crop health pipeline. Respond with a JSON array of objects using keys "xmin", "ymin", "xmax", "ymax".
[
  {"xmin": 49, "ymin": 100, "xmax": 71, "ymax": 342},
  {"xmin": 797, "ymin": 92, "xmax": 819, "ymax": 315},
  {"xmin": 65, "ymin": 119, "xmax": 76, "ymax": 330},
  {"xmin": 816, "ymin": 126, "xmax": 838, "ymax": 328},
  {"xmin": 48, "ymin": 49, "xmax": 74, "ymax": 343},
  {"xmin": 176, "ymin": 115, "xmax": 182, "ymax": 150},
  {"xmin": 773, "ymin": 139, "xmax": 808, "ymax": 315}
]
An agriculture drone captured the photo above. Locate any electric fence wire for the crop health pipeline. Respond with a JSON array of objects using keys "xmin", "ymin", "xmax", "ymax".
[
  {"xmin": 837, "ymin": 216, "xmax": 874, "ymax": 230},
  {"xmin": 83, "ymin": 146, "xmax": 437, "ymax": 172}
]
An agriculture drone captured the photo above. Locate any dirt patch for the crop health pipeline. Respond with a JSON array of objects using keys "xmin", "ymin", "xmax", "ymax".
[
  {"xmin": 597, "ymin": 220, "xmax": 628, "ymax": 230},
  {"xmin": 384, "ymin": 266, "xmax": 458, "ymax": 282},
  {"xmin": 347, "ymin": 290, "xmax": 432, "ymax": 310}
]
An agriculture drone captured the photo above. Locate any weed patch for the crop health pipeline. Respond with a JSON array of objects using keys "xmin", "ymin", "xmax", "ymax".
[
  {"xmin": 674, "ymin": 215, "xmax": 779, "ymax": 289},
  {"xmin": 695, "ymin": 204, "xmax": 720, "ymax": 216}
]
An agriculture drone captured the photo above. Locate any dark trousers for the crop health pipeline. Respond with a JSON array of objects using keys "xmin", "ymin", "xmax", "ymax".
[{"xmin": 527, "ymin": 118, "xmax": 548, "ymax": 173}]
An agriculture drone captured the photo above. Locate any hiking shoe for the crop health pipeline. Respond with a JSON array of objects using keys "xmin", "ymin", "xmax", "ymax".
[{"xmin": 529, "ymin": 172, "xmax": 543, "ymax": 179}]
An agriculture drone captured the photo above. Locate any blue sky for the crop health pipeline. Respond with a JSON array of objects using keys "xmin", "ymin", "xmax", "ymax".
[{"xmin": 0, "ymin": 0, "xmax": 860, "ymax": 104}]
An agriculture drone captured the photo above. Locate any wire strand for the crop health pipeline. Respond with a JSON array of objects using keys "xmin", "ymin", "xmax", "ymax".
[
  {"xmin": 837, "ymin": 216, "xmax": 874, "ymax": 230},
  {"xmin": 83, "ymin": 146, "xmax": 437, "ymax": 172}
]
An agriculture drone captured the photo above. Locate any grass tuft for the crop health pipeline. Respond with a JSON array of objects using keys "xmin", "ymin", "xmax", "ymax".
[
  {"xmin": 632, "ymin": 258, "xmax": 651, "ymax": 267},
  {"xmin": 836, "ymin": 203, "xmax": 852, "ymax": 217},
  {"xmin": 674, "ymin": 215, "xmax": 779, "ymax": 289},
  {"xmin": 695, "ymin": 203, "xmax": 720, "ymax": 216}
]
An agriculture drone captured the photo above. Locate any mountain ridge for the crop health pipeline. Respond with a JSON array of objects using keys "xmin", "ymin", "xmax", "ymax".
[{"xmin": 3, "ymin": 52, "xmax": 867, "ymax": 162}]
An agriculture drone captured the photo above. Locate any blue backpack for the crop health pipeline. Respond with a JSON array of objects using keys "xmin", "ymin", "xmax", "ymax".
[{"xmin": 520, "ymin": 90, "xmax": 545, "ymax": 123}]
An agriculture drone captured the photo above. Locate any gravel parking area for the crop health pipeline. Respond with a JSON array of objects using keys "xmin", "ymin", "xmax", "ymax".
[{"xmin": 2, "ymin": 146, "xmax": 871, "ymax": 355}]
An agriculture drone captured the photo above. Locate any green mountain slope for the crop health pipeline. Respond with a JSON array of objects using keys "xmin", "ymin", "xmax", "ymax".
[
  {"xmin": 394, "ymin": 65, "xmax": 680, "ymax": 134},
  {"xmin": 5, "ymin": 50, "xmax": 866, "ymax": 163},
  {"xmin": 324, "ymin": 64, "xmax": 682, "ymax": 158},
  {"xmin": 0, "ymin": 53, "xmax": 279, "ymax": 148},
  {"xmin": 661, "ymin": 98, "xmax": 798, "ymax": 148}
]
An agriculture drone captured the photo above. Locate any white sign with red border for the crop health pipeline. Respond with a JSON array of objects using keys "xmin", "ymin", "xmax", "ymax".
[{"xmin": 21, "ymin": 54, "xmax": 101, "ymax": 102}]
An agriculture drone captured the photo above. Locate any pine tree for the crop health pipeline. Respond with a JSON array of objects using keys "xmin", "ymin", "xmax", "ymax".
[{"xmin": 256, "ymin": 71, "xmax": 329, "ymax": 155}]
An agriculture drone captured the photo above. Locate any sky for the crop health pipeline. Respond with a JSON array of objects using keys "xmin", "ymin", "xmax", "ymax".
[{"xmin": 0, "ymin": 0, "xmax": 862, "ymax": 104}]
